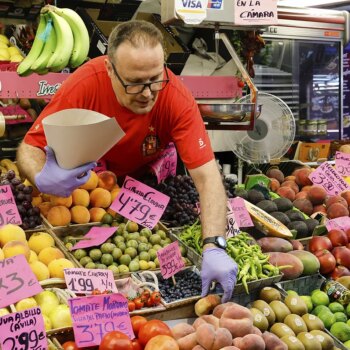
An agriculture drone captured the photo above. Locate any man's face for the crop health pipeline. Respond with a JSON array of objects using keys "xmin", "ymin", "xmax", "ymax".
[{"xmin": 105, "ymin": 42, "xmax": 165, "ymax": 115}]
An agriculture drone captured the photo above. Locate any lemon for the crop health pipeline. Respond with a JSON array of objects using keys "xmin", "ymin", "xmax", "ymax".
[
  {"xmin": 15, "ymin": 297, "xmax": 37, "ymax": 311},
  {"xmin": 28, "ymin": 232, "xmax": 55, "ymax": 254},
  {"xmin": 43, "ymin": 314, "xmax": 52, "ymax": 331},
  {"xmin": 28, "ymin": 250, "xmax": 38, "ymax": 263},
  {"xmin": 48, "ymin": 258, "xmax": 74, "ymax": 278},
  {"xmin": 30, "ymin": 261, "xmax": 50, "ymax": 281},
  {"xmin": 139, "ymin": 260, "xmax": 149, "ymax": 270},
  {"xmin": 0, "ymin": 224, "xmax": 26, "ymax": 246},
  {"xmin": 0, "ymin": 308, "xmax": 9, "ymax": 316},
  {"xmin": 311, "ymin": 290, "xmax": 330, "ymax": 307}
]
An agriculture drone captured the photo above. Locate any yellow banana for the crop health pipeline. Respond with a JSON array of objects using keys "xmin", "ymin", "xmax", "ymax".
[
  {"xmin": 0, "ymin": 159, "xmax": 19, "ymax": 177},
  {"xmin": 52, "ymin": 7, "xmax": 89, "ymax": 68},
  {"xmin": 46, "ymin": 10, "xmax": 73, "ymax": 72},
  {"xmin": 31, "ymin": 16, "xmax": 56, "ymax": 73},
  {"xmin": 17, "ymin": 13, "xmax": 47, "ymax": 76}
]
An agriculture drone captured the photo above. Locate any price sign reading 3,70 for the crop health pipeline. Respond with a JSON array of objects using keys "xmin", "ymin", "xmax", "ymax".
[{"xmin": 110, "ymin": 176, "xmax": 170, "ymax": 229}]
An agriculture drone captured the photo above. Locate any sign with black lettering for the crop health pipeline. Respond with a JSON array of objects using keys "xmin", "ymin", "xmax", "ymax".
[{"xmin": 234, "ymin": 0, "xmax": 278, "ymax": 25}]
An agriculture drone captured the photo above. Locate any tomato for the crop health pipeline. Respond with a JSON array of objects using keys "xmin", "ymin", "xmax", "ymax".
[
  {"xmin": 99, "ymin": 331, "xmax": 132, "ymax": 350},
  {"xmin": 128, "ymin": 300, "xmax": 136, "ymax": 312},
  {"xmin": 138, "ymin": 320, "xmax": 172, "ymax": 346},
  {"xmin": 131, "ymin": 338, "xmax": 143, "ymax": 350},
  {"xmin": 133, "ymin": 297, "xmax": 144, "ymax": 310},
  {"xmin": 131, "ymin": 315, "xmax": 147, "ymax": 336},
  {"xmin": 237, "ymin": 80, "xmax": 245, "ymax": 88},
  {"xmin": 327, "ymin": 229, "xmax": 349, "ymax": 247},
  {"xmin": 145, "ymin": 298, "xmax": 154, "ymax": 308},
  {"xmin": 315, "ymin": 249, "xmax": 336, "ymax": 274},
  {"xmin": 92, "ymin": 289, "xmax": 102, "ymax": 295},
  {"xmin": 62, "ymin": 341, "xmax": 81, "ymax": 350},
  {"xmin": 309, "ymin": 236, "xmax": 333, "ymax": 253},
  {"xmin": 150, "ymin": 291, "xmax": 161, "ymax": 306},
  {"xmin": 141, "ymin": 290, "xmax": 151, "ymax": 301},
  {"xmin": 144, "ymin": 335, "xmax": 178, "ymax": 350}
]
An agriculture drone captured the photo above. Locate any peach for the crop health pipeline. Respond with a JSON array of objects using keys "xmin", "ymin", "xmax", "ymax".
[
  {"xmin": 31, "ymin": 196, "xmax": 43, "ymax": 207},
  {"xmin": 71, "ymin": 188, "xmax": 90, "ymax": 207},
  {"xmin": 327, "ymin": 202, "xmax": 349, "ymax": 219},
  {"xmin": 37, "ymin": 202, "xmax": 52, "ymax": 218},
  {"xmin": 89, "ymin": 207, "xmax": 107, "ymax": 222},
  {"xmin": 89, "ymin": 188, "xmax": 112, "ymax": 208},
  {"xmin": 295, "ymin": 191, "xmax": 308, "ymax": 200},
  {"xmin": 266, "ymin": 167, "xmax": 284, "ymax": 183},
  {"xmin": 97, "ymin": 170, "xmax": 118, "ymax": 191},
  {"xmin": 293, "ymin": 198, "xmax": 313, "ymax": 216},
  {"xmin": 79, "ymin": 170, "xmax": 98, "ymax": 190},
  {"xmin": 293, "ymin": 167, "xmax": 313, "ymax": 187},
  {"xmin": 49, "ymin": 195, "xmax": 72, "ymax": 208},
  {"xmin": 325, "ymin": 195, "xmax": 348, "ymax": 209},
  {"xmin": 70, "ymin": 205, "xmax": 91, "ymax": 224},
  {"xmin": 285, "ymin": 175, "xmax": 296, "ymax": 182},
  {"xmin": 341, "ymin": 190, "xmax": 350, "ymax": 206},
  {"xmin": 276, "ymin": 186, "xmax": 295, "ymax": 201},
  {"xmin": 307, "ymin": 185, "xmax": 327, "ymax": 205},
  {"xmin": 301, "ymin": 185, "xmax": 312, "ymax": 192},
  {"xmin": 312, "ymin": 204, "xmax": 327, "ymax": 214},
  {"xmin": 281, "ymin": 180, "xmax": 299, "ymax": 194},
  {"xmin": 46, "ymin": 206, "xmax": 71, "ymax": 226},
  {"xmin": 269, "ymin": 178, "xmax": 280, "ymax": 192},
  {"xmin": 110, "ymin": 186, "xmax": 121, "ymax": 202}
]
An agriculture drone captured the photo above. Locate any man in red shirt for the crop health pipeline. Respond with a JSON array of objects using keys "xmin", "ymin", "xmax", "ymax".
[{"xmin": 17, "ymin": 20, "xmax": 237, "ymax": 302}]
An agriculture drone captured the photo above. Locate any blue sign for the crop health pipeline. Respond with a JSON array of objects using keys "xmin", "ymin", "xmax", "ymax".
[{"xmin": 208, "ymin": 0, "xmax": 223, "ymax": 9}]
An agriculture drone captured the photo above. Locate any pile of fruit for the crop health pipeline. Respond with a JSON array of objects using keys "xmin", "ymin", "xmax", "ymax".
[{"xmin": 0, "ymin": 34, "xmax": 24, "ymax": 63}]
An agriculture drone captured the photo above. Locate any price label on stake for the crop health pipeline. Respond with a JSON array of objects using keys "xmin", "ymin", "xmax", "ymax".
[
  {"xmin": 335, "ymin": 151, "xmax": 350, "ymax": 176},
  {"xmin": 110, "ymin": 176, "xmax": 170, "ymax": 229},
  {"xmin": 0, "ymin": 255, "xmax": 42, "ymax": 308},
  {"xmin": 71, "ymin": 227, "xmax": 117, "ymax": 250},
  {"xmin": 149, "ymin": 142, "xmax": 177, "ymax": 183},
  {"xmin": 64, "ymin": 268, "xmax": 117, "ymax": 294},
  {"xmin": 229, "ymin": 197, "xmax": 254, "ymax": 227},
  {"xmin": 226, "ymin": 202, "xmax": 240, "ymax": 238},
  {"xmin": 309, "ymin": 161, "xmax": 350, "ymax": 195},
  {"xmin": 157, "ymin": 241, "xmax": 185, "ymax": 279},
  {"xmin": 69, "ymin": 293, "xmax": 134, "ymax": 347},
  {"xmin": 0, "ymin": 307, "xmax": 47, "ymax": 350},
  {"xmin": 0, "ymin": 185, "xmax": 22, "ymax": 227}
]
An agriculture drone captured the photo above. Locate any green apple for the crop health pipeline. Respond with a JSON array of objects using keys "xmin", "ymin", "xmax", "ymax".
[
  {"xmin": 34, "ymin": 290, "xmax": 60, "ymax": 316},
  {"xmin": 49, "ymin": 304, "xmax": 72, "ymax": 329}
]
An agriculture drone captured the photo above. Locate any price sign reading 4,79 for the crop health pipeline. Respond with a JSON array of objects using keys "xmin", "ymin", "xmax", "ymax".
[
  {"xmin": 157, "ymin": 241, "xmax": 185, "ymax": 279},
  {"xmin": 309, "ymin": 161, "xmax": 350, "ymax": 196},
  {"xmin": 110, "ymin": 176, "xmax": 170, "ymax": 229},
  {"xmin": 0, "ymin": 255, "xmax": 43, "ymax": 308},
  {"xmin": 0, "ymin": 307, "xmax": 46, "ymax": 350}
]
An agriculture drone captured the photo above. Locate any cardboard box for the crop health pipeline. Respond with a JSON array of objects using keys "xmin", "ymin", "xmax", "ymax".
[{"xmin": 295, "ymin": 142, "xmax": 331, "ymax": 162}]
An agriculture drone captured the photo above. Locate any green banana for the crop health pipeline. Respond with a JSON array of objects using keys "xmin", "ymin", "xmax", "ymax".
[
  {"xmin": 46, "ymin": 10, "xmax": 73, "ymax": 72},
  {"xmin": 31, "ymin": 17, "xmax": 56, "ymax": 73},
  {"xmin": 17, "ymin": 13, "xmax": 47, "ymax": 76},
  {"xmin": 53, "ymin": 7, "xmax": 89, "ymax": 68}
]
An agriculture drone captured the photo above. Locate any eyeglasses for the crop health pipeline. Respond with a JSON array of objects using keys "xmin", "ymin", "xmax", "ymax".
[{"xmin": 110, "ymin": 62, "xmax": 169, "ymax": 94}]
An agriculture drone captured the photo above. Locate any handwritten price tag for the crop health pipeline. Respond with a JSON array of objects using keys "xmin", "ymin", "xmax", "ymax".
[
  {"xmin": 0, "ymin": 255, "xmax": 42, "ymax": 308},
  {"xmin": 149, "ymin": 143, "xmax": 177, "ymax": 183},
  {"xmin": 226, "ymin": 202, "xmax": 240, "ymax": 238},
  {"xmin": 309, "ymin": 162, "xmax": 350, "ymax": 195},
  {"xmin": 110, "ymin": 176, "xmax": 170, "ymax": 229},
  {"xmin": 0, "ymin": 185, "xmax": 22, "ymax": 227},
  {"xmin": 335, "ymin": 151, "xmax": 350, "ymax": 176},
  {"xmin": 69, "ymin": 293, "xmax": 134, "ymax": 347},
  {"xmin": 71, "ymin": 227, "xmax": 117, "ymax": 250},
  {"xmin": 229, "ymin": 197, "xmax": 254, "ymax": 227},
  {"xmin": 234, "ymin": 0, "xmax": 278, "ymax": 25},
  {"xmin": 325, "ymin": 216, "xmax": 350, "ymax": 232},
  {"xmin": 65, "ymin": 268, "xmax": 117, "ymax": 294},
  {"xmin": 157, "ymin": 241, "xmax": 185, "ymax": 279},
  {"xmin": 0, "ymin": 307, "xmax": 46, "ymax": 350}
]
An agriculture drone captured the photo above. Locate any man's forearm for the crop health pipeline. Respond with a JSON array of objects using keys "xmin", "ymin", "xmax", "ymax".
[
  {"xmin": 189, "ymin": 159, "xmax": 227, "ymax": 239},
  {"xmin": 16, "ymin": 141, "xmax": 46, "ymax": 185}
]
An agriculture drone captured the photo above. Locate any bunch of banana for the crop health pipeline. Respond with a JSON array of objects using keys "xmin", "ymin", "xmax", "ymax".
[
  {"xmin": 17, "ymin": 5, "xmax": 89, "ymax": 76},
  {"xmin": 0, "ymin": 159, "xmax": 20, "ymax": 177}
]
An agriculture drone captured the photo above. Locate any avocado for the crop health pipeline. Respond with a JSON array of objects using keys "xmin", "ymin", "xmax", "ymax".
[
  {"xmin": 270, "ymin": 322, "xmax": 296, "ymax": 338},
  {"xmin": 285, "ymin": 210, "xmax": 306, "ymax": 221},
  {"xmin": 305, "ymin": 218, "xmax": 319, "ymax": 235},
  {"xmin": 309, "ymin": 330, "xmax": 335, "ymax": 350},
  {"xmin": 250, "ymin": 307, "xmax": 269, "ymax": 332},
  {"xmin": 284, "ymin": 314, "xmax": 308, "ymax": 335},
  {"xmin": 256, "ymin": 200, "xmax": 278, "ymax": 213},
  {"xmin": 297, "ymin": 332, "xmax": 322, "ymax": 350},
  {"xmin": 251, "ymin": 299, "xmax": 276, "ymax": 326},
  {"xmin": 259, "ymin": 286, "xmax": 282, "ymax": 303},
  {"xmin": 234, "ymin": 188, "xmax": 248, "ymax": 200},
  {"xmin": 273, "ymin": 197, "xmax": 293, "ymax": 212},
  {"xmin": 302, "ymin": 313, "xmax": 325, "ymax": 331},
  {"xmin": 270, "ymin": 211, "xmax": 291, "ymax": 226},
  {"xmin": 281, "ymin": 335, "xmax": 305, "ymax": 350},
  {"xmin": 287, "ymin": 221, "xmax": 309, "ymax": 238},
  {"xmin": 247, "ymin": 189, "xmax": 266, "ymax": 204},
  {"xmin": 284, "ymin": 294, "xmax": 308, "ymax": 316},
  {"xmin": 269, "ymin": 300, "xmax": 292, "ymax": 322}
]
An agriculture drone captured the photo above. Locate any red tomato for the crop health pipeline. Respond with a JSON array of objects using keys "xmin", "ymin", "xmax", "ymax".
[
  {"xmin": 150, "ymin": 291, "xmax": 161, "ymax": 305},
  {"xmin": 309, "ymin": 236, "xmax": 333, "ymax": 253},
  {"xmin": 332, "ymin": 246, "xmax": 350, "ymax": 268},
  {"xmin": 131, "ymin": 339, "xmax": 143, "ymax": 350},
  {"xmin": 133, "ymin": 297, "xmax": 144, "ymax": 310},
  {"xmin": 138, "ymin": 320, "xmax": 172, "ymax": 346},
  {"xmin": 62, "ymin": 341, "xmax": 81, "ymax": 350},
  {"xmin": 314, "ymin": 249, "xmax": 337, "ymax": 274},
  {"xmin": 131, "ymin": 315, "xmax": 148, "ymax": 336},
  {"xmin": 141, "ymin": 290, "xmax": 151, "ymax": 301},
  {"xmin": 330, "ymin": 265, "xmax": 350, "ymax": 279},
  {"xmin": 128, "ymin": 300, "xmax": 136, "ymax": 312},
  {"xmin": 99, "ymin": 331, "xmax": 132, "ymax": 350},
  {"xmin": 145, "ymin": 298, "xmax": 154, "ymax": 308},
  {"xmin": 237, "ymin": 80, "xmax": 245, "ymax": 88},
  {"xmin": 327, "ymin": 229, "xmax": 349, "ymax": 247}
]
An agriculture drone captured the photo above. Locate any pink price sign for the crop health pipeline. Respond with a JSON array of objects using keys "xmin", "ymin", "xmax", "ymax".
[
  {"xmin": 0, "ymin": 255, "xmax": 43, "ymax": 308},
  {"xmin": 0, "ymin": 185, "xmax": 22, "ymax": 227},
  {"xmin": 69, "ymin": 293, "xmax": 134, "ymax": 347},
  {"xmin": 325, "ymin": 216, "xmax": 350, "ymax": 232},
  {"xmin": 309, "ymin": 162, "xmax": 350, "ymax": 195},
  {"xmin": 149, "ymin": 142, "xmax": 177, "ymax": 183},
  {"xmin": 226, "ymin": 202, "xmax": 240, "ymax": 238},
  {"xmin": 0, "ymin": 307, "xmax": 47, "ymax": 350},
  {"xmin": 229, "ymin": 197, "xmax": 254, "ymax": 228},
  {"xmin": 156, "ymin": 241, "xmax": 185, "ymax": 279},
  {"xmin": 110, "ymin": 176, "xmax": 170, "ymax": 229},
  {"xmin": 71, "ymin": 227, "xmax": 117, "ymax": 250},
  {"xmin": 64, "ymin": 268, "xmax": 117, "ymax": 294},
  {"xmin": 335, "ymin": 151, "xmax": 350, "ymax": 176}
]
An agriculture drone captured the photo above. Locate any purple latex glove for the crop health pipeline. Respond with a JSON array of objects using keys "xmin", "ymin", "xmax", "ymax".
[
  {"xmin": 35, "ymin": 146, "xmax": 96, "ymax": 197},
  {"xmin": 201, "ymin": 247, "xmax": 238, "ymax": 303}
]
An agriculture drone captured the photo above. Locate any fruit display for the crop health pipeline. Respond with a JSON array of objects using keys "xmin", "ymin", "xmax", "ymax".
[
  {"xmin": 0, "ymin": 34, "xmax": 25, "ymax": 63},
  {"xmin": 34, "ymin": 170, "xmax": 120, "ymax": 226},
  {"xmin": 17, "ymin": 5, "xmax": 89, "ymax": 76}
]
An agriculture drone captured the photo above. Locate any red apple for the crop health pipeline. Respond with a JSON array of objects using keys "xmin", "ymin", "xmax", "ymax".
[
  {"xmin": 327, "ymin": 229, "xmax": 349, "ymax": 247},
  {"xmin": 308, "ymin": 236, "xmax": 333, "ymax": 253},
  {"xmin": 330, "ymin": 265, "xmax": 350, "ymax": 279},
  {"xmin": 314, "ymin": 249, "xmax": 337, "ymax": 274},
  {"xmin": 332, "ymin": 246, "xmax": 350, "ymax": 268}
]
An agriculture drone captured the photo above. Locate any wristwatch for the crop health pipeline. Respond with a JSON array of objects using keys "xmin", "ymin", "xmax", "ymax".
[{"xmin": 203, "ymin": 236, "xmax": 227, "ymax": 250}]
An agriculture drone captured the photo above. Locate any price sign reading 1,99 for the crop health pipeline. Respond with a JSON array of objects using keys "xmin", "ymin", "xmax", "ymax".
[
  {"xmin": 0, "ymin": 307, "xmax": 47, "ymax": 350},
  {"xmin": 110, "ymin": 176, "xmax": 170, "ymax": 229}
]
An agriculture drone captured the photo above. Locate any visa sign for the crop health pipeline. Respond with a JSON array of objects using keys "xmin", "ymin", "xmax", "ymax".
[{"xmin": 182, "ymin": 0, "xmax": 203, "ymax": 8}]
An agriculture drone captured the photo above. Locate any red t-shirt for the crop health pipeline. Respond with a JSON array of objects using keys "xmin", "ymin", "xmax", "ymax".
[{"xmin": 24, "ymin": 56, "xmax": 214, "ymax": 178}]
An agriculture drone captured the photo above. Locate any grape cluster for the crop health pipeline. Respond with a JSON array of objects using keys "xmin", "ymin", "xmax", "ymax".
[{"xmin": 0, "ymin": 170, "xmax": 42, "ymax": 229}]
